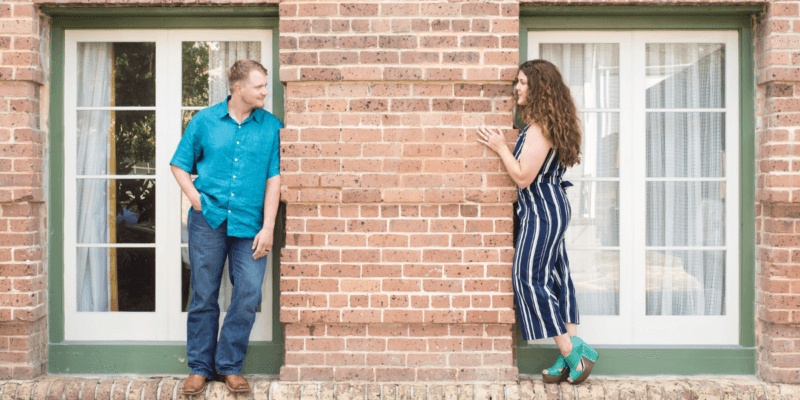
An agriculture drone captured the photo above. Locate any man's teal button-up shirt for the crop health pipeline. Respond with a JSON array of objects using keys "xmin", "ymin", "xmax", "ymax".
[{"xmin": 170, "ymin": 97, "xmax": 282, "ymax": 238}]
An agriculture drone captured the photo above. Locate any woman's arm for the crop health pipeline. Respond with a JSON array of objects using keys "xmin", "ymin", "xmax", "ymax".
[{"xmin": 477, "ymin": 125, "xmax": 553, "ymax": 188}]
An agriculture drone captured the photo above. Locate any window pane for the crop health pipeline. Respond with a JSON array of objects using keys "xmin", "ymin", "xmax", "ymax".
[
  {"xmin": 565, "ymin": 181, "xmax": 619, "ymax": 247},
  {"xmin": 646, "ymin": 43, "xmax": 724, "ymax": 109},
  {"xmin": 647, "ymin": 112, "xmax": 725, "ymax": 178},
  {"xmin": 540, "ymin": 43, "xmax": 619, "ymax": 109},
  {"xmin": 77, "ymin": 247, "xmax": 155, "ymax": 312},
  {"xmin": 76, "ymin": 111, "xmax": 156, "ymax": 176},
  {"xmin": 181, "ymin": 254, "xmax": 262, "ymax": 313},
  {"xmin": 564, "ymin": 112, "xmax": 619, "ymax": 179},
  {"xmin": 646, "ymin": 182, "xmax": 725, "ymax": 247},
  {"xmin": 181, "ymin": 191, "xmax": 191, "ymax": 244},
  {"xmin": 646, "ymin": 250, "xmax": 725, "ymax": 315},
  {"xmin": 183, "ymin": 41, "xmax": 261, "ymax": 107},
  {"xmin": 77, "ymin": 42, "xmax": 155, "ymax": 107},
  {"xmin": 182, "ymin": 110, "xmax": 200, "ymax": 135},
  {"xmin": 570, "ymin": 250, "xmax": 619, "ymax": 315},
  {"xmin": 77, "ymin": 179, "xmax": 155, "ymax": 244}
]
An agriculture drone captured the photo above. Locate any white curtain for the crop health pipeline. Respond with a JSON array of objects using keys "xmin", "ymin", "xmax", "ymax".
[
  {"xmin": 208, "ymin": 42, "xmax": 260, "ymax": 311},
  {"xmin": 645, "ymin": 44, "xmax": 725, "ymax": 316},
  {"xmin": 540, "ymin": 44, "xmax": 620, "ymax": 316},
  {"xmin": 76, "ymin": 42, "xmax": 113, "ymax": 312},
  {"xmin": 208, "ymin": 42, "xmax": 261, "ymax": 105}
]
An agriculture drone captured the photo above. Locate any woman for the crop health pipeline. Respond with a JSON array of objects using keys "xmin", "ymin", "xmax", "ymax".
[{"xmin": 476, "ymin": 59, "xmax": 598, "ymax": 384}]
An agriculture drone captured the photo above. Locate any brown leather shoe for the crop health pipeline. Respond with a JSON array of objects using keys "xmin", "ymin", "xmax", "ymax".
[
  {"xmin": 182, "ymin": 375, "xmax": 207, "ymax": 396},
  {"xmin": 224, "ymin": 375, "xmax": 250, "ymax": 394}
]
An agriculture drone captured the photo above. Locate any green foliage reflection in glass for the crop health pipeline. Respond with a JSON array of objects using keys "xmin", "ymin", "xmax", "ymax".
[
  {"xmin": 183, "ymin": 41, "xmax": 210, "ymax": 107},
  {"xmin": 113, "ymin": 43, "xmax": 155, "ymax": 234}
]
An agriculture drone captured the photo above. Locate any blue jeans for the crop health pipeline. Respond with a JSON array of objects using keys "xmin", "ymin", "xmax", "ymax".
[{"xmin": 186, "ymin": 209, "xmax": 267, "ymax": 379}]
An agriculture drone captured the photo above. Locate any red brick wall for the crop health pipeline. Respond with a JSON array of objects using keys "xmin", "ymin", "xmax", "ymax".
[
  {"xmin": 755, "ymin": 1, "xmax": 800, "ymax": 384},
  {"xmin": 0, "ymin": 0, "xmax": 48, "ymax": 380},
  {"xmin": 277, "ymin": 0, "xmax": 520, "ymax": 382}
]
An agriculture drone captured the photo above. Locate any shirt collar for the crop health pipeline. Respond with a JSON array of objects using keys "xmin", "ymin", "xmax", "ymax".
[{"xmin": 217, "ymin": 95, "xmax": 262, "ymax": 123}]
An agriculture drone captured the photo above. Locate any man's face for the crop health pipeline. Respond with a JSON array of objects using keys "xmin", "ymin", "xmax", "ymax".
[{"xmin": 236, "ymin": 69, "xmax": 268, "ymax": 109}]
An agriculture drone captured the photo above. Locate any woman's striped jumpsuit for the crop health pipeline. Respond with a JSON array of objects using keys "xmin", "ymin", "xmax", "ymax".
[{"xmin": 513, "ymin": 125, "xmax": 580, "ymax": 341}]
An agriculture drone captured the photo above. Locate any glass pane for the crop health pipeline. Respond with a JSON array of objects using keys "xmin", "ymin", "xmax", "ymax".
[
  {"xmin": 183, "ymin": 41, "xmax": 261, "ymax": 107},
  {"xmin": 181, "ymin": 253, "xmax": 263, "ymax": 313},
  {"xmin": 181, "ymin": 191, "xmax": 192, "ymax": 244},
  {"xmin": 646, "ymin": 250, "xmax": 725, "ymax": 315},
  {"xmin": 646, "ymin": 182, "xmax": 724, "ymax": 247},
  {"xmin": 182, "ymin": 110, "xmax": 200, "ymax": 135},
  {"xmin": 564, "ymin": 112, "xmax": 619, "ymax": 179},
  {"xmin": 77, "ymin": 42, "xmax": 156, "ymax": 107},
  {"xmin": 77, "ymin": 111, "xmax": 156, "ymax": 176},
  {"xmin": 76, "ymin": 179, "xmax": 155, "ymax": 244},
  {"xmin": 76, "ymin": 247, "xmax": 156, "ymax": 312},
  {"xmin": 570, "ymin": 250, "xmax": 619, "ymax": 315},
  {"xmin": 539, "ymin": 43, "xmax": 619, "ymax": 109},
  {"xmin": 565, "ymin": 181, "xmax": 619, "ymax": 247},
  {"xmin": 646, "ymin": 43, "xmax": 724, "ymax": 109},
  {"xmin": 647, "ymin": 112, "xmax": 725, "ymax": 178}
]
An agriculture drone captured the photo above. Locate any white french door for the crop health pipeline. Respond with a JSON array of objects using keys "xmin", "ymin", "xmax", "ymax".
[
  {"xmin": 64, "ymin": 29, "xmax": 274, "ymax": 341},
  {"xmin": 528, "ymin": 31, "xmax": 740, "ymax": 345}
]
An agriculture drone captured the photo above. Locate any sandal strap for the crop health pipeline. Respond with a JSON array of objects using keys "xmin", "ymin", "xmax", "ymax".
[
  {"xmin": 568, "ymin": 358, "xmax": 585, "ymax": 382},
  {"xmin": 545, "ymin": 354, "xmax": 566, "ymax": 376},
  {"xmin": 564, "ymin": 344, "xmax": 584, "ymax": 369}
]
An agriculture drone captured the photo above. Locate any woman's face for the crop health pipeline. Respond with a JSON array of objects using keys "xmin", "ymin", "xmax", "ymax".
[{"xmin": 515, "ymin": 70, "xmax": 528, "ymax": 105}]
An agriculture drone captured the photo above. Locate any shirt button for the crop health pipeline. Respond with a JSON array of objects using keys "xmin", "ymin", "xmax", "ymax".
[
  {"xmin": 228, "ymin": 210, "xmax": 231, "ymax": 213},
  {"xmin": 233, "ymin": 175, "xmax": 237, "ymax": 179},
  {"xmin": 237, "ymin": 141, "xmax": 240, "ymax": 145},
  {"xmin": 231, "ymin": 193, "xmax": 234, "ymax": 196},
  {"xmin": 238, "ymin": 125, "xmax": 241, "ymax": 129},
  {"xmin": 234, "ymin": 158, "xmax": 238, "ymax": 162}
]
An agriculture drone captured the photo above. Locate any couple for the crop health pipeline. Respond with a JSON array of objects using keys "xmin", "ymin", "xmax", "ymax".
[{"xmin": 172, "ymin": 58, "xmax": 597, "ymax": 391}]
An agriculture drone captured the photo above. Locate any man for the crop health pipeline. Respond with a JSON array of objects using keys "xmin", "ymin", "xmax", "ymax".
[{"xmin": 170, "ymin": 59, "xmax": 281, "ymax": 394}]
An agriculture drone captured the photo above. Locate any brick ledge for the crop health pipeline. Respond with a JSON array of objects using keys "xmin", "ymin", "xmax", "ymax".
[{"xmin": 1, "ymin": 377, "xmax": 798, "ymax": 400}]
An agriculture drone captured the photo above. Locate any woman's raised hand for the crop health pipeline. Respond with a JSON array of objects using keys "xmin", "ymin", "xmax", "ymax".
[{"xmin": 476, "ymin": 127, "xmax": 508, "ymax": 155}]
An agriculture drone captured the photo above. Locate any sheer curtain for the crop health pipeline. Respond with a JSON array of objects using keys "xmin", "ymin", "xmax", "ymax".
[
  {"xmin": 208, "ymin": 42, "xmax": 261, "ymax": 311},
  {"xmin": 645, "ymin": 43, "xmax": 725, "ymax": 316},
  {"xmin": 540, "ymin": 44, "xmax": 620, "ymax": 316},
  {"xmin": 76, "ymin": 42, "xmax": 112, "ymax": 312},
  {"xmin": 208, "ymin": 42, "xmax": 261, "ymax": 104}
]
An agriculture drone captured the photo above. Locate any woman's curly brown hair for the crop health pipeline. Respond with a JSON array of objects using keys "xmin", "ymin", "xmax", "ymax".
[{"xmin": 514, "ymin": 60, "xmax": 582, "ymax": 168}]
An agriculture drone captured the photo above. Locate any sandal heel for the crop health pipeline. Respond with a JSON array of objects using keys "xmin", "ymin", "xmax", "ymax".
[
  {"xmin": 581, "ymin": 343, "xmax": 599, "ymax": 363},
  {"xmin": 570, "ymin": 356, "xmax": 596, "ymax": 385}
]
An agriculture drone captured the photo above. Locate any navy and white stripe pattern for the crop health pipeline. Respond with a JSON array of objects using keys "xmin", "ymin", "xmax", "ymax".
[{"xmin": 512, "ymin": 125, "xmax": 579, "ymax": 340}]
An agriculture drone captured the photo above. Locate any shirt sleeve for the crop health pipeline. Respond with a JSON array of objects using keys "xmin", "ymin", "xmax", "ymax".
[
  {"xmin": 267, "ymin": 120, "xmax": 283, "ymax": 179},
  {"xmin": 170, "ymin": 116, "xmax": 202, "ymax": 174}
]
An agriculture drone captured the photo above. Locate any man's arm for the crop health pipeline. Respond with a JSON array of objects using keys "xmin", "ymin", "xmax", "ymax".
[
  {"xmin": 252, "ymin": 174, "xmax": 281, "ymax": 260},
  {"xmin": 171, "ymin": 165, "xmax": 202, "ymax": 211}
]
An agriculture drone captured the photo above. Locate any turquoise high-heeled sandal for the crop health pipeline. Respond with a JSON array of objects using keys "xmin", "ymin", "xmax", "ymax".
[
  {"xmin": 541, "ymin": 354, "xmax": 570, "ymax": 383},
  {"xmin": 564, "ymin": 336, "xmax": 599, "ymax": 385}
]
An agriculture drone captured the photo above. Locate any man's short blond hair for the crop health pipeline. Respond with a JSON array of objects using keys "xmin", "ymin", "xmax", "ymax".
[{"xmin": 228, "ymin": 59, "xmax": 268, "ymax": 94}]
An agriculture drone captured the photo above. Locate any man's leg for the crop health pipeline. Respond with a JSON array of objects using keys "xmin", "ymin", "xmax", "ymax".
[
  {"xmin": 187, "ymin": 211, "xmax": 229, "ymax": 380},
  {"xmin": 215, "ymin": 237, "xmax": 267, "ymax": 379}
]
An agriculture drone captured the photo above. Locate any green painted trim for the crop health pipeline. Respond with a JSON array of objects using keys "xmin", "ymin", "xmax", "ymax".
[
  {"xmin": 517, "ymin": 346, "xmax": 756, "ymax": 375},
  {"xmin": 47, "ymin": 13, "xmax": 284, "ymax": 374},
  {"xmin": 521, "ymin": 15, "xmax": 752, "ymax": 30},
  {"xmin": 49, "ymin": 343, "xmax": 283, "ymax": 374},
  {"xmin": 521, "ymin": 5, "xmax": 764, "ymax": 17},
  {"xmin": 738, "ymin": 22, "xmax": 756, "ymax": 349},
  {"xmin": 519, "ymin": 8, "xmax": 758, "ymax": 374},
  {"xmin": 271, "ymin": 22, "xmax": 284, "ymax": 123},
  {"xmin": 41, "ymin": 6, "xmax": 278, "ymax": 18},
  {"xmin": 48, "ymin": 26, "xmax": 66, "ymax": 345},
  {"xmin": 51, "ymin": 17, "xmax": 277, "ymax": 30}
]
